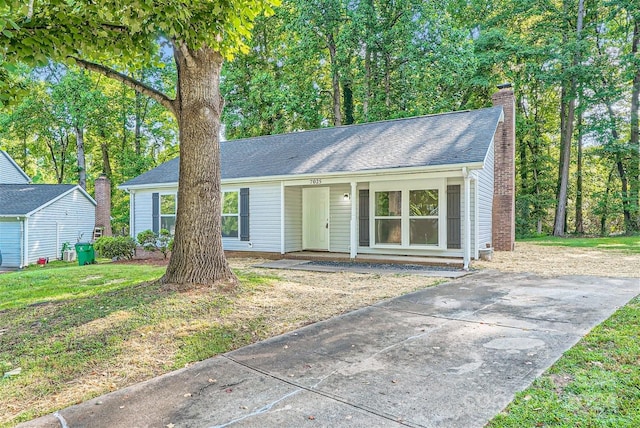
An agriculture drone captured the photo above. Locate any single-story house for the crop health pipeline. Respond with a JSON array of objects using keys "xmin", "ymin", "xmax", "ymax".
[
  {"xmin": 120, "ymin": 86, "xmax": 516, "ymax": 268},
  {"xmin": 0, "ymin": 150, "xmax": 97, "ymax": 268}
]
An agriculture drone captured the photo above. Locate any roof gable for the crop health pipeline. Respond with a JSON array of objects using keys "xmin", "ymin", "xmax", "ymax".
[
  {"xmin": 121, "ymin": 106, "xmax": 503, "ymax": 188},
  {"xmin": 0, "ymin": 150, "xmax": 31, "ymax": 184},
  {"xmin": 0, "ymin": 184, "xmax": 96, "ymax": 216}
]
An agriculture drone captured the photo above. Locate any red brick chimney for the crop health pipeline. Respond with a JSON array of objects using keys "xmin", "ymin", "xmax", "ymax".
[
  {"xmin": 491, "ymin": 84, "xmax": 516, "ymax": 251},
  {"xmin": 94, "ymin": 174, "xmax": 113, "ymax": 237}
]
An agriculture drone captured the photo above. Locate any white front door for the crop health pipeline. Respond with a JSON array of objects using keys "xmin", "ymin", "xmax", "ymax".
[{"xmin": 303, "ymin": 187, "xmax": 330, "ymax": 250}]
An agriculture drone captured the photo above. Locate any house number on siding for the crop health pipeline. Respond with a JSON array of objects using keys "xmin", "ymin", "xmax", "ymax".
[{"xmin": 310, "ymin": 178, "xmax": 322, "ymax": 185}]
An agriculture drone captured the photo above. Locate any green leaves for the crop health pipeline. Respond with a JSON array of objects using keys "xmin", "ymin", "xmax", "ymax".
[{"xmin": 0, "ymin": 0, "xmax": 280, "ymax": 69}]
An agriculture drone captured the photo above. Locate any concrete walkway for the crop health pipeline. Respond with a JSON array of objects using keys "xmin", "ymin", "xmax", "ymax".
[
  {"xmin": 256, "ymin": 259, "xmax": 469, "ymax": 278},
  {"xmin": 21, "ymin": 271, "xmax": 639, "ymax": 428}
]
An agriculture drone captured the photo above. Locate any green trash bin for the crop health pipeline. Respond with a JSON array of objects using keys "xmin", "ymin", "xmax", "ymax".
[{"xmin": 75, "ymin": 242, "xmax": 95, "ymax": 266}]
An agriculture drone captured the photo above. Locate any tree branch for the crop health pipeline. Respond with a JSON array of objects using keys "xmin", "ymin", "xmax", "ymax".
[
  {"xmin": 71, "ymin": 57, "xmax": 177, "ymax": 116},
  {"xmin": 171, "ymin": 39, "xmax": 196, "ymax": 69},
  {"xmin": 178, "ymin": 42, "xmax": 196, "ymax": 68}
]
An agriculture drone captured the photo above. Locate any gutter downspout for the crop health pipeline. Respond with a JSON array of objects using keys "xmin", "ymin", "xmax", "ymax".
[
  {"xmin": 22, "ymin": 217, "xmax": 29, "ymax": 268},
  {"xmin": 463, "ymin": 167, "xmax": 471, "ymax": 271}
]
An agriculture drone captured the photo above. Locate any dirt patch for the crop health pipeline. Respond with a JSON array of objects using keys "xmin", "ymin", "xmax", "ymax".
[
  {"xmin": 549, "ymin": 373, "xmax": 574, "ymax": 395},
  {"xmin": 472, "ymin": 242, "xmax": 640, "ymax": 278}
]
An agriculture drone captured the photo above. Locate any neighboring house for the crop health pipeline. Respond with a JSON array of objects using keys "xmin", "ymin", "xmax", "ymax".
[
  {"xmin": 120, "ymin": 86, "xmax": 516, "ymax": 268},
  {"xmin": 0, "ymin": 150, "xmax": 96, "ymax": 268},
  {"xmin": 0, "ymin": 149, "xmax": 31, "ymax": 184}
]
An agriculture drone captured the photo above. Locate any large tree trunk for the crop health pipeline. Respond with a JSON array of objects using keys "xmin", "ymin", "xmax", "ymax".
[
  {"xmin": 162, "ymin": 46, "xmax": 237, "ymax": 289},
  {"xmin": 553, "ymin": 0, "xmax": 584, "ymax": 236},
  {"xmin": 553, "ymin": 84, "xmax": 574, "ymax": 236}
]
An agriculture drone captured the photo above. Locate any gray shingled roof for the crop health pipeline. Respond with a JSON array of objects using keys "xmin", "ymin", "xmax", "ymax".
[
  {"xmin": 121, "ymin": 106, "xmax": 502, "ymax": 187},
  {"xmin": 0, "ymin": 184, "xmax": 77, "ymax": 216}
]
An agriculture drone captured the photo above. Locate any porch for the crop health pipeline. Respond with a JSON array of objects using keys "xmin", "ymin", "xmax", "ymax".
[{"xmin": 284, "ymin": 251, "xmax": 464, "ymax": 269}]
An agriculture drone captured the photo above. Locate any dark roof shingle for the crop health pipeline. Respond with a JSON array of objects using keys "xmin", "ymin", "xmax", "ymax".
[
  {"xmin": 121, "ymin": 106, "xmax": 502, "ymax": 187},
  {"xmin": 0, "ymin": 184, "xmax": 77, "ymax": 216}
]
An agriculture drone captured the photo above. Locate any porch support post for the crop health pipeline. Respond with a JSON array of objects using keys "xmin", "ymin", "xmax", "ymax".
[
  {"xmin": 280, "ymin": 182, "xmax": 285, "ymax": 255},
  {"xmin": 463, "ymin": 168, "xmax": 471, "ymax": 270},
  {"xmin": 350, "ymin": 181, "xmax": 357, "ymax": 259}
]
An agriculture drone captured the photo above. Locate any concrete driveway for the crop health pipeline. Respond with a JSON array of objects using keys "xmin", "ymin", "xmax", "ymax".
[{"xmin": 20, "ymin": 271, "xmax": 639, "ymax": 428}]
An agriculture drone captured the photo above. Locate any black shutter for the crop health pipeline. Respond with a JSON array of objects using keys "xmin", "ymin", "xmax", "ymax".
[
  {"xmin": 359, "ymin": 189, "xmax": 370, "ymax": 247},
  {"xmin": 447, "ymin": 185, "xmax": 461, "ymax": 249},
  {"xmin": 240, "ymin": 188, "xmax": 250, "ymax": 241},
  {"xmin": 152, "ymin": 192, "xmax": 160, "ymax": 233}
]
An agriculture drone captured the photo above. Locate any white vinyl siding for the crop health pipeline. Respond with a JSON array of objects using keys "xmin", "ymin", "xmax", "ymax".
[
  {"xmin": 285, "ymin": 187, "xmax": 302, "ymax": 252},
  {"xmin": 132, "ymin": 191, "xmax": 154, "ymax": 238},
  {"xmin": 477, "ymin": 139, "xmax": 495, "ymax": 250},
  {"xmin": 223, "ymin": 183, "xmax": 281, "ymax": 252},
  {"xmin": 470, "ymin": 180, "xmax": 477, "ymax": 257},
  {"xmin": 329, "ymin": 185, "xmax": 351, "ymax": 252},
  {"xmin": 0, "ymin": 220, "xmax": 22, "ymax": 267},
  {"xmin": 26, "ymin": 188, "xmax": 96, "ymax": 264},
  {"xmin": 0, "ymin": 152, "xmax": 29, "ymax": 184}
]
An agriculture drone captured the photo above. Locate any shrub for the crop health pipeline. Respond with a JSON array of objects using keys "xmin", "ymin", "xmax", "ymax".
[
  {"xmin": 93, "ymin": 236, "xmax": 136, "ymax": 260},
  {"xmin": 157, "ymin": 229, "xmax": 172, "ymax": 259},
  {"xmin": 136, "ymin": 229, "xmax": 173, "ymax": 259},
  {"xmin": 137, "ymin": 230, "xmax": 157, "ymax": 251}
]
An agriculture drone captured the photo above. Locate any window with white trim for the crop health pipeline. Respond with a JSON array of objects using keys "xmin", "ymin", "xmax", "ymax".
[
  {"xmin": 370, "ymin": 179, "xmax": 445, "ymax": 248},
  {"xmin": 222, "ymin": 191, "xmax": 239, "ymax": 238},
  {"xmin": 409, "ymin": 189, "xmax": 439, "ymax": 245},
  {"xmin": 160, "ymin": 193, "xmax": 177, "ymax": 234},
  {"xmin": 375, "ymin": 191, "xmax": 402, "ymax": 245}
]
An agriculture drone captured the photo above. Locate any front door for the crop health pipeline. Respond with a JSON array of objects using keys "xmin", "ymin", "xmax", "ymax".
[{"xmin": 302, "ymin": 187, "xmax": 329, "ymax": 250}]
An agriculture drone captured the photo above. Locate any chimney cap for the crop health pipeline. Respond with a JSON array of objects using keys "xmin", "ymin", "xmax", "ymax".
[{"xmin": 497, "ymin": 82, "xmax": 512, "ymax": 89}]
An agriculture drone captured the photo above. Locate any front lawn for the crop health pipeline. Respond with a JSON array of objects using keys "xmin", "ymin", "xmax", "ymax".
[
  {"xmin": 488, "ymin": 295, "xmax": 640, "ymax": 427},
  {"xmin": 0, "ymin": 263, "xmax": 166, "ymax": 310},
  {"xmin": 520, "ymin": 235, "xmax": 640, "ymax": 254},
  {"xmin": 0, "ymin": 260, "xmax": 438, "ymax": 427},
  {"xmin": 0, "ymin": 262, "xmax": 272, "ymax": 426}
]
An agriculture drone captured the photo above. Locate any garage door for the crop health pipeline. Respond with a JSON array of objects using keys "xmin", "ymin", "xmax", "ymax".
[{"xmin": 0, "ymin": 220, "xmax": 22, "ymax": 268}]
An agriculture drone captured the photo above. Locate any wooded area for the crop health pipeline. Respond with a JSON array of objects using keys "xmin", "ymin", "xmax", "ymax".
[{"xmin": 1, "ymin": 0, "xmax": 639, "ymax": 242}]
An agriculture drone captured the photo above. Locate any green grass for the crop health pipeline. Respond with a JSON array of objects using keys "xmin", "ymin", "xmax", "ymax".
[
  {"xmin": 488, "ymin": 296, "xmax": 640, "ymax": 427},
  {"xmin": 520, "ymin": 235, "xmax": 640, "ymax": 254},
  {"xmin": 0, "ymin": 262, "xmax": 276, "ymax": 427},
  {"xmin": 0, "ymin": 262, "xmax": 167, "ymax": 310}
]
